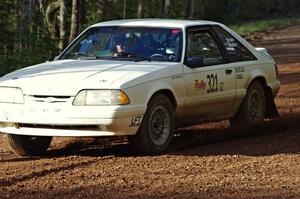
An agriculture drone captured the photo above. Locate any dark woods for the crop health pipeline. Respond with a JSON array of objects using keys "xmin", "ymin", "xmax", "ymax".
[{"xmin": 0, "ymin": 0, "xmax": 299, "ymax": 76}]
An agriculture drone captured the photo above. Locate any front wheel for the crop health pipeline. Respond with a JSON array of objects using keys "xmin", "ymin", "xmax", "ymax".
[
  {"xmin": 130, "ymin": 94, "xmax": 175, "ymax": 154},
  {"xmin": 7, "ymin": 134, "xmax": 52, "ymax": 156},
  {"xmin": 230, "ymin": 81, "xmax": 266, "ymax": 130}
]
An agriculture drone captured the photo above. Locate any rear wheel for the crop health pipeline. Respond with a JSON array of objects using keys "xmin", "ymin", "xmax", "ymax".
[
  {"xmin": 230, "ymin": 81, "xmax": 266, "ymax": 130},
  {"xmin": 130, "ymin": 94, "xmax": 175, "ymax": 154},
  {"xmin": 7, "ymin": 134, "xmax": 52, "ymax": 156}
]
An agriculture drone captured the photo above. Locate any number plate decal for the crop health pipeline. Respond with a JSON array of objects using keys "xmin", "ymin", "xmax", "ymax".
[{"xmin": 206, "ymin": 74, "xmax": 219, "ymax": 93}]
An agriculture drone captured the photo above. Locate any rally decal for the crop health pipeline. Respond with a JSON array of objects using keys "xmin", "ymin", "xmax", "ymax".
[
  {"xmin": 194, "ymin": 80, "xmax": 206, "ymax": 91},
  {"xmin": 236, "ymin": 74, "xmax": 243, "ymax": 79},
  {"xmin": 235, "ymin": 66, "xmax": 245, "ymax": 73},
  {"xmin": 129, "ymin": 116, "xmax": 143, "ymax": 127}
]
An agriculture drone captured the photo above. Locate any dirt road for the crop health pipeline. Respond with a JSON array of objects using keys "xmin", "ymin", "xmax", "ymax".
[{"xmin": 0, "ymin": 25, "xmax": 300, "ymax": 199}]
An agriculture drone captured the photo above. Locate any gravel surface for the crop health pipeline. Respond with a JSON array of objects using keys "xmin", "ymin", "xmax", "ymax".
[{"xmin": 0, "ymin": 25, "xmax": 300, "ymax": 199}]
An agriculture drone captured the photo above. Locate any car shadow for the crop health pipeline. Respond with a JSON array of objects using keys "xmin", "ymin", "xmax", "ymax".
[
  {"xmin": 46, "ymin": 137, "xmax": 132, "ymax": 158},
  {"xmin": 45, "ymin": 112, "xmax": 300, "ymax": 158},
  {"xmin": 168, "ymin": 114, "xmax": 300, "ymax": 157}
]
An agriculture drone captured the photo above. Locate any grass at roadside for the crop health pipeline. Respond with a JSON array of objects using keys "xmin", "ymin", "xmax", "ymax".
[{"xmin": 230, "ymin": 18, "xmax": 300, "ymax": 35}]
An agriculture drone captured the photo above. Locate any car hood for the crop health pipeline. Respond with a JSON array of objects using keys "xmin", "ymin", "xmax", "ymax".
[{"xmin": 0, "ymin": 59, "xmax": 178, "ymax": 96}]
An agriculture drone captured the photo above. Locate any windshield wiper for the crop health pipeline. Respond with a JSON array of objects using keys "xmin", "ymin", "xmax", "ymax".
[
  {"xmin": 70, "ymin": 52, "xmax": 105, "ymax": 60},
  {"xmin": 117, "ymin": 52, "xmax": 152, "ymax": 62}
]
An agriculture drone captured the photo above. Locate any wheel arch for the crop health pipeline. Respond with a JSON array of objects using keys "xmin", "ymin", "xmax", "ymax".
[
  {"xmin": 249, "ymin": 76, "xmax": 267, "ymax": 88},
  {"xmin": 147, "ymin": 89, "xmax": 177, "ymax": 111}
]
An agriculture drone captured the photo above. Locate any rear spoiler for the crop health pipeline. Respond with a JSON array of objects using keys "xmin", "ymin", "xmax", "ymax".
[
  {"xmin": 255, "ymin": 47, "xmax": 270, "ymax": 56},
  {"xmin": 255, "ymin": 47, "xmax": 274, "ymax": 61}
]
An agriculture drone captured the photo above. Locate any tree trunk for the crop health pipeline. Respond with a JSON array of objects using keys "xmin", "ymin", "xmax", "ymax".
[
  {"xmin": 192, "ymin": 0, "xmax": 205, "ymax": 19},
  {"xmin": 58, "ymin": 0, "xmax": 66, "ymax": 51},
  {"xmin": 29, "ymin": 0, "xmax": 33, "ymax": 56},
  {"xmin": 98, "ymin": 0, "xmax": 107, "ymax": 21},
  {"xmin": 186, "ymin": 0, "xmax": 194, "ymax": 19},
  {"xmin": 37, "ymin": 0, "xmax": 47, "ymax": 27},
  {"xmin": 123, "ymin": 0, "xmax": 127, "ymax": 19},
  {"xmin": 45, "ymin": 1, "xmax": 60, "ymax": 40},
  {"xmin": 37, "ymin": 0, "xmax": 45, "ymax": 16},
  {"xmin": 190, "ymin": 0, "xmax": 194, "ymax": 19},
  {"xmin": 137, "ymin": 0, "xmax": 144, "ymax": 18},
  {"xmin": 69, "ymin": 0, "xmax": 79, "ymax": 43},
  {"xmin": 162, "ymin": 0, "xmax": 170, "ymax": 18},
  {"xmin": 160, "ymin": 0, "xmax": 165, "ymax": 17},
  {"xmin": 78, "ymin": 0, "xmax": 86, "ymax": 26}
]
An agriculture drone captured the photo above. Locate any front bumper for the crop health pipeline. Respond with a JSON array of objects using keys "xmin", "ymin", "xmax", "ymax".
[{"xmin": 0, "ymin": 102, "xmax": 146, "ymax": 137}]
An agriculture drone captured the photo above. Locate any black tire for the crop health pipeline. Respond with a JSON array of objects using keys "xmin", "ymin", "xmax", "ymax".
[
  {"xmin": 7, "ymin": 134, "xmax": 52, "ymax": 156},
  {"xmin": 130, "ymin": 94, "xmax": 175, "ymax": 154},
  {"xmin": 230, "ymin": 81, "xmax": 266, "ymax": 130}
]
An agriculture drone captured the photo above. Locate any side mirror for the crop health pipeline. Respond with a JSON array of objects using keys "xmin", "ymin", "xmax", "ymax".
[
  {"xmin": 184, "ymin": 56, "xmax": 204, "ymax": 68},
  {"xmin": 54, "ymin": 55, "xmax": 60, "ymax": 61}
]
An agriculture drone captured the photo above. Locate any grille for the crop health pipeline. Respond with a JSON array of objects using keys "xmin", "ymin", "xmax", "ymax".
[{"xmin": 26, "ymin": 95, "xmax": 71, "ymax": 103}]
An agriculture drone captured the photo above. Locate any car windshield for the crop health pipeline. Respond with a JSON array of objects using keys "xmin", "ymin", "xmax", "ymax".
[{"xmin": 60, "ymin": 26, "xmax": 183, "ymax": 62}]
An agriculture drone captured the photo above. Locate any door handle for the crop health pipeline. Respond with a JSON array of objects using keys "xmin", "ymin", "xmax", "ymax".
[{"xmin": 225, "ymin": 69, "xmax": 232, "ymax": 75}]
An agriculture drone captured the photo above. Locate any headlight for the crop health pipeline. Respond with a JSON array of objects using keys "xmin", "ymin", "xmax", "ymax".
[
  {"xmin": 0, "ymin": 87, "xmax": 24, "ymax": 104},
  {"xmin": 73, "ymin": 90, "xmax": 130, "ymax": 106}
]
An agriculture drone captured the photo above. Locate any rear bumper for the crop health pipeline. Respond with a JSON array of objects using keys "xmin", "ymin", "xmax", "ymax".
[{"xmin": 0, "ymin": 102, "xmax": 146, "ymax": 137}]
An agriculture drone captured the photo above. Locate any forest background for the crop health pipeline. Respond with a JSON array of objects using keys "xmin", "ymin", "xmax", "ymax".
[{"xmin": 0, "ymin": 0, "xmax": 299, "ymax": 76}]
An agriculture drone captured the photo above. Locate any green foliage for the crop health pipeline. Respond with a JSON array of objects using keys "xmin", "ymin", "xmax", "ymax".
[
  {"xmin": 231, "ymin": 18, "xmax": 300, "ymax": 35},
  {"xmin": 0, "ymin": 0, "xmax": 300, "ymax": 77},
  {"xmin": 0, "ymin": 0, "xmax": 15, "ymax": 76}
]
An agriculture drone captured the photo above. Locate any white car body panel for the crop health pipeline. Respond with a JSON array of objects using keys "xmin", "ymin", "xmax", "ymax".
[{"xmin": 0, "ymin": 19, "xmax": 280, "ymax": 137}]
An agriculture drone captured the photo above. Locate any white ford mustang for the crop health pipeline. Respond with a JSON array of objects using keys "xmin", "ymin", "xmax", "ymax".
[{"xmin": 0, "ymin": 19, "xmax": 280, "ymax": 156}]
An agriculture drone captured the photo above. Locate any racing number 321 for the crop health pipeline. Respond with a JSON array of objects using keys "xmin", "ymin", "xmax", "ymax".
[{"xmin": 207, "ymin": 74, "xmax": 218, "ymax": 93}]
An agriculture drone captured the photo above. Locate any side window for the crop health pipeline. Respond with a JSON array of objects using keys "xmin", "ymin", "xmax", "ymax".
[
  {"xmin": 213, "ymin": 26, "xmax": 256, "ymax": 62},
  {"xmin": 186, "ymin": 30, "xmax": 225, "ymax": 66}
]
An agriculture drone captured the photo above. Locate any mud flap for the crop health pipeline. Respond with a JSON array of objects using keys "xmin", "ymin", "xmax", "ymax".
[{"xmin": 265, "ymin": 87, "xmax": 279, "ymax": 118}]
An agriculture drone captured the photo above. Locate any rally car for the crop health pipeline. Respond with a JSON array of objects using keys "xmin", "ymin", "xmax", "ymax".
[{"xmin": 0, "ymin": 19, "xmax": 280, "ymax": 156}]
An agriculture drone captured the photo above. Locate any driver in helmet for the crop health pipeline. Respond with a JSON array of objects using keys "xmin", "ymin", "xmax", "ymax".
[{"xmin": 112, "ymin": 32, "xmax": 144, "ymax": 57}]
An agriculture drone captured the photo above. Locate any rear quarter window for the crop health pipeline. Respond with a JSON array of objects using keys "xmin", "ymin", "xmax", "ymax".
[{"xmin": 213, "ymin": 26, "xmax": 257, "ymax": 62}]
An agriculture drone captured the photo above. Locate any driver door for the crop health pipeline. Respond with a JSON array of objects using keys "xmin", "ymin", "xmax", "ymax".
[{"xmin": 182, "ymin": 27, "xmax": 236, "ymax": 122}]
